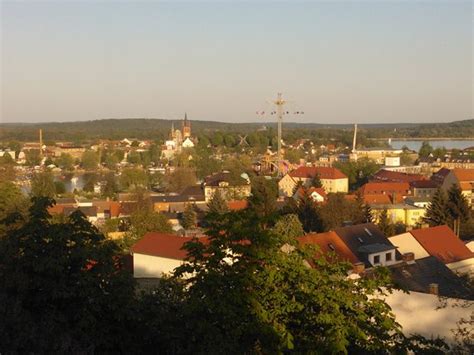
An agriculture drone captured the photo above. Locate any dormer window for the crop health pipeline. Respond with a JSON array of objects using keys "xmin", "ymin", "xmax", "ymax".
[
  {"xmin": 364, "ymin": 228, "xmax": 373, "ymax": 236},
  {"xmin": 218, "ymin": 181, "xmax": 229, "ymax": 187},
  {"xmin": 328, "ymin": 243, "xmax": 335, "ymax": 251},
  {"xmin": 358, "ymin": 237, "xmax": 364, "ymax": 243}
]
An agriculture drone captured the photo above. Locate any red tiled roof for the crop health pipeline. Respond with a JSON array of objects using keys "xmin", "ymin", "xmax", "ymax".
[
  {"xmin": 227, "ymin": 200, "xmax": 248, "ymax": 211},
  {"xmin": 410, "ymin": 225, "xmax": 474, "ymax": 264},
  {"xmin": 359, "ymin": 182, "xmax": 410, "ymax": 195},
  {"xmin": 362, "ymin": 194, "xmax": 393, "ymax": 205},
  {"xmin": 131, "ymin": 232, "xmax": 209, "ymax": 260},
  {"xmin": 452, "ymin": 168, "xmax": 474, "ymax": 182},
  {"xmin": 298, "ymin": 231, "xmax": 360, "ymax": 264},
  {"xmin": 295, "ymin": 187, "xmax": 327, "ymax": 200},
  {"xmin": 289, "ymin": 166, "xmax": 347, "ymax": 180},
  {"xmin": 372, "ymin": 169, "xmax": 427, "ymax": 183}
]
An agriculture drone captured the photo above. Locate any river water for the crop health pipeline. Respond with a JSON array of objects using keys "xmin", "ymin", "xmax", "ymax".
[{"xmin": 390, "ymin": 140, "xmax": 474, "ymax": 151}]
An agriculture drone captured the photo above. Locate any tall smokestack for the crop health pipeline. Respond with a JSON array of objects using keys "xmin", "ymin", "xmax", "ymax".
[
  {"xmin": 39, "ymin": 128, "xmax": 43, "ymax": 157},
  {"xmin": 352, "ymin": 124, "xmax": 358, "ymax": 153}
]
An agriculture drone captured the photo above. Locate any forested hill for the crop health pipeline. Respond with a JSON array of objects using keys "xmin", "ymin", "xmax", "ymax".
[{"xmin": 1, "ymin": 118, "xmax": 473, "ymax": 142}]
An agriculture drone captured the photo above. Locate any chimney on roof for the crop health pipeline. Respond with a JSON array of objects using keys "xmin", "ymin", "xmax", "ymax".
[
  {"xmin": 353, "ymin": 262, "xmax": 365, "ymax": 274},
  {"xmin": 402, "ymin": 252, "xmax": 415, "ymax": 263},
  {"xmin": 428, "ymin": 283, "xmax": 439, "ymax": 296}
]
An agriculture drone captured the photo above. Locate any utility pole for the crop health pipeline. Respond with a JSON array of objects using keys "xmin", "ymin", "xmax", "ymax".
[{"xmin": 39, "ymin": 128, "xmax": 43, "ymax": 158}]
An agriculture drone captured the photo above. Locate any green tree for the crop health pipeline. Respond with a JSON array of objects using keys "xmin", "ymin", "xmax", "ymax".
[
  {"xmin": 271, "ymin": 213, "xmax": 304, "ymax": 243},
  {"xmin": 292, "ymin": 186, "xmax": 323, "ymax": 233},
  {"xmin": 0, "ymin": 181, "xmax": 29, "ymax": 236},
  {"xmin": 247, "ymin": 176, "xmax": 278, "ymax": 223},
  {"xmin": 56, "ymin": 153, "xmax": 74, "ymax": 170},
  {"xmin": 224, "ymin": 134, "xmax": 236, "ymax": 148},
  {"xmin": 82, "ymin": 172, "xmax": 98, "ymax": 193},
  {"xmin": 120, "ymin": 168, "xmax": 148, "ymax": 191},
  {"xmin": 377, "ymin": 208, "xmax": 395, "ymax": 236},
  {"xmin": 31, "ymin": 172, "xmax": 56, "ymax": 198},
  {"xmin": 104, "ymin": 152, "xmax": 119, "ymax": 169},
  {"xmin": 334, "ymin": 158, "xmax": 379, "ymax": 190},
  {"xmin": 164, "ymin": 167, "xmax": 197, "ymax": 193},
  {"xmin": 127, "ymin": 151, "xmax": 142, "ymax": 165},
  {"xmin": 319, "ymin": 193, "xmax": 361, "ymax": 231},
  {"xmin": 123, "ymin": 200, "xmax": 172, "ymax": 251},
  {"xmin": 207, "ymin": 189, "xmax": 228, "ymax": 215},
  {"xmin": 181, "ymin": 204, "xmax": 197, "ymax": 229},
  {"xmin": 211, "ymin": 132, "xmax": 224, "ymax": 146},
  {"xmin": 309, "ymin": 173, "xmax": 323, "ymax": 188},
  {"xmin": 25, "ymin": 150, "xmax": 41, "ymax": 166},
  {"xmin": 102, "ymin": 172, "xmax": 119, "ymax": 198},
  {"xmin": 0, "ymin": 198, "xmax": 135, "ymax": 352},
  {"xmin": 418, "ymin": 141, "xmax": 433, "ymax": 158},
  {"xmin": 81, "ymin": 150, "xmax": 99, "ymax": 170},
  {"xmin": 447, "ymin": 184, "xmax": 470, "ymax": 236},
  {"xmin": 54, "ymin": 181, "xmax": 66, "ymax": 195},
  {"xmin": 423, "ymin": 188, "xmax": 450, "ymax": 227},
  {"xmin": 174, "ymin": 209, "xmax": 444, "ymax": 353}
]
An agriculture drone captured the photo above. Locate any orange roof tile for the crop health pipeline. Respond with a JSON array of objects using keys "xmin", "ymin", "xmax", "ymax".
[
  {"xmin": 359, "ymin": 182, "xmax": 410, "ymax": 195},
  {"xmin": 131, "ymin": 232, "xmax": 209, "ymax": 260},
  {"xmin": 362, "ymin": 194, "xmax": 393, "ymax": 205},
  {"xmin": 298, "ymin": 231, "xmax": 360, "ymax": 264},
  {"xmin": 452, "ymin": 168, "xmax": 474, "ymax": 182},
  {"xmin": 410, "ymin": 225, "xmax": 474, "ymax": 264}
]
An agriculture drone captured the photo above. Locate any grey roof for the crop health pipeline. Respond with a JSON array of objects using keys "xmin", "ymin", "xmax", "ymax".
[
  {"xmin": 63, "ymin": 206, "xmax": 97, "ymax": 217},
  {"xmin": 334, "ymin": 223, "xmax": 400, "ymax": 267},
  {"xmin": 358, "ymin": 243, "xmax": 397, "ymax": 254},
  {"xmin": 55, "ymin": 197, "xmax": 76, "ymax": 205},
  {"xmin": 389, "ymin": 256, "xmax": 473, "ymax": 300}
]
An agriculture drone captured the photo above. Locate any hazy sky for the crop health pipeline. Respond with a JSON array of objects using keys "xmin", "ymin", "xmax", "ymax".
[{"xmin": 1, "ymin": 0, "xmax": 472, "ymax": 124}]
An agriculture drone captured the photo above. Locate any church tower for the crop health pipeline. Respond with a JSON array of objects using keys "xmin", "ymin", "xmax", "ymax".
[{"xmin": 182, "ymin": 112, "xmax": 191, "ymax": 138}]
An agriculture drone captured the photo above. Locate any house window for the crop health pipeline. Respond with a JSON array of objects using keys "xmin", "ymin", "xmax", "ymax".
[
  {"xmin": 386, "ymin": 252, "xmax": 392, "ymax": 261},
  {"xmin": 373, "ymin": 255, "xmax": 380, "ymax": 264}
]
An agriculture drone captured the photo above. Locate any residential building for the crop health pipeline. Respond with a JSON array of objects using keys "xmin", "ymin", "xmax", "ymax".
[
  {"xmin": 441, "ymin": 168, "xmax": 474, "ymax": 206},
  {"xmin": 409, "ymin": 180, "xmax": 438, "ymax": 198},
  {"xmin": 371, "ymin": 204, "xmax": 425, "ymax": 227},
  {"xmin": 278, "ymin": 166, "xmax": 348, "ymax": 197},
  {"xmin": 131, "ymin": 232, "xmax": 208, "ymax": 278},
  {"xmin": 152, "ymin": 185, "xmax": 206, "ymax": 213},
  {"xmin": 333, "ymin": 223, "xmax": 399, "ymax": 268},
  {"xmin": 390, "ymin": 225, "xmax": 474, "ymax": 274},
  {"xmin": 203, "ymin": 171, "xmax": 251, "ymax": 202},
  {"xmin": 293, "ymin": 187, "xmax": 327, "ymax": 203}
]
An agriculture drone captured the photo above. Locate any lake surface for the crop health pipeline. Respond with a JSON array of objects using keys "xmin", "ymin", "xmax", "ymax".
[{"xmin": 390, "ymin": 140, "xmax": 474, "ymax": 151}]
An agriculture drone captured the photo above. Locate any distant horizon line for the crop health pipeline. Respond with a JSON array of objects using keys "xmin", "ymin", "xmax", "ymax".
[{"xmin": 1, "ymin": 117, "xmax": 473, "ymax": 126}]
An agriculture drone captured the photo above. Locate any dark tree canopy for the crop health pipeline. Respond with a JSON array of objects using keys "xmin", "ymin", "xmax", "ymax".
[{"xmin": 0, "ymin": 198, "xmax": 136, "ymax": 353}]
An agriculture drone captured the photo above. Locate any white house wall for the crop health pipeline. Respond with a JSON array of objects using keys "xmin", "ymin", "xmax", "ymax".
[{"xmin": 133, "ymin": 253, "xmax": 182, "ymax": 278}]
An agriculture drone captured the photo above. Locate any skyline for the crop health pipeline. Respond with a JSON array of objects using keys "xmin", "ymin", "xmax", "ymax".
[{"xmin": 1, "ymin": 1, "xmax": 472, "ymax": 124}]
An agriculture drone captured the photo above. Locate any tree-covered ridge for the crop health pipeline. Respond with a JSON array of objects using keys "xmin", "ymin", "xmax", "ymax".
[{"xmin": 1, "ymin": 118, "xmax": 474, "ymax": 143}]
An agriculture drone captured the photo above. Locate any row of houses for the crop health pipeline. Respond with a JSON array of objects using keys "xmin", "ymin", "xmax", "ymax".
[{"xmin": 129, "ymin": 223, "xmax": 474, "ymax": 342}]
